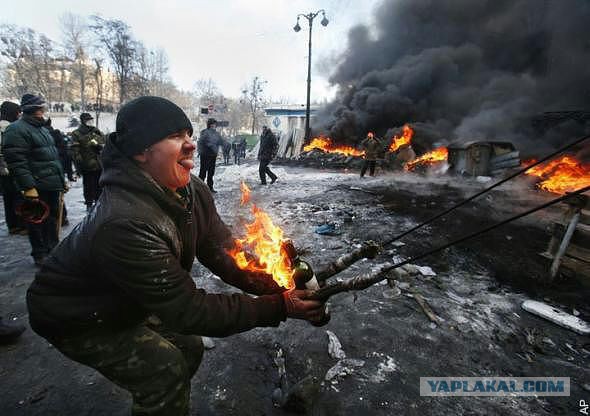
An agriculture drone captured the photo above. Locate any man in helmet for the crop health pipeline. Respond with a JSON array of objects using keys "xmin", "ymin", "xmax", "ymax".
[
  {"xmin": 27, "ymin": 96, "xmax": 326, "ymax": 416},
  {"xmin": 70, "ymin": 112, "xmax": 104, "ymax": 211},
  {"xmin": 2, "ymin": 94, "xmax": 65, "ymax": 266}
]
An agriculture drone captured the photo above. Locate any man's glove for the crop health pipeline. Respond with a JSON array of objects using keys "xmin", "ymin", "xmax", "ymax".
[
  {"xmin": 282, "ymin": 289, "xmax": 326, "ymax": 322},
  {"xmin": 0, "ymin": 166, "xmax": 9, "ymax": 176},
  {"xmin": 22, "ymin": 188, "xmax": 39, "ymax": 200}
]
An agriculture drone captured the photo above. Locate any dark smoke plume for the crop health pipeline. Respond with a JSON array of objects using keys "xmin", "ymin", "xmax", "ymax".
[{"xmin": 316, "ymin": 0, "xmax": 590, "ymax": 157}]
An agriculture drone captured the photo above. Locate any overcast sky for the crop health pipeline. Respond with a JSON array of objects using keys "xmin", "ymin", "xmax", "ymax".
[{"xmin": 1, "ymin": 0, "xmax": 383, "ymax": 103}]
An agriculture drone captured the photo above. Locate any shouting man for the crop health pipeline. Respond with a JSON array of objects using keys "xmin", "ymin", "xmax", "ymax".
[{"xmin": 27, "ymin": 96, "xmax": 325, "ymax": 416}]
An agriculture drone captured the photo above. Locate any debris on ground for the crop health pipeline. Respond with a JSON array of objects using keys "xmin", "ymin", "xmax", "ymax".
[
  {"xmin": 521, "ymin": 300, "xmax": 590, "ymax": 335},
  {"xmin": 324, "ymin": 359, "xmax": 365, "ymax": 382},
  {"xmin": 326, "ymin": 330, "xmax": 346, "ymax": 360}
]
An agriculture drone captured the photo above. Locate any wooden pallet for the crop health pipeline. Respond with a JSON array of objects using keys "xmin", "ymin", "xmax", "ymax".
[{"xmin": 539, "ymin": 194, "xmax": 590, "ymax": 284}]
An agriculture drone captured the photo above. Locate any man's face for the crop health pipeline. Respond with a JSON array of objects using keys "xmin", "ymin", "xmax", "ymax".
[{"xmin": 135, "ymin": 129, "xmax": 195, "ymax": 191}]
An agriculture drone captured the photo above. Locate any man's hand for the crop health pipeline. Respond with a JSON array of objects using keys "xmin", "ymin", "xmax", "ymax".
[
  {"xmin": 282, "ymin": 289, "xmax": 325, "ymax": 322},
  {"xmin": 22, "ymin": 188, "xmax": 39, "ymax": 200}
]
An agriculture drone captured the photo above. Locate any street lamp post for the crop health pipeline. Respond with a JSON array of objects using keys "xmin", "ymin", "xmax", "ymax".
[{"xmin": 293, "ymin": 10, "xmax": 329, "ymax": 142}]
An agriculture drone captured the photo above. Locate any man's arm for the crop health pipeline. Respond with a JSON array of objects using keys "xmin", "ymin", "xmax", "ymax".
[
  {"xmin": 195, "ymin": 184, "xmax": 286, "ymax": 296},
  {"xmin": 2, "ymin": 125, "xmax": 36, "ymax": 191},
  {"xmin": 92, "ymin": 219, "xmax": 286, "ymax": 337}
]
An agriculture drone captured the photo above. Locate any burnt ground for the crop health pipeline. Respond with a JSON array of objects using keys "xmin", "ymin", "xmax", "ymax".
[{"xmin": 1, "ymin": 161, "xmax": 589, "ymax": 415}]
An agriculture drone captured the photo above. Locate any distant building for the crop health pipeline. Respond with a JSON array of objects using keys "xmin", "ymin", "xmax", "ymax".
[{"xmin": 264, "ymin": 104, "xmax": 319, "ymax": 158}]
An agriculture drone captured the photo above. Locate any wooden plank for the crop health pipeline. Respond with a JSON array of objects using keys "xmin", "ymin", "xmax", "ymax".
[
  {"xmin": 566, "ymin": 242, "xmax": 590, "ymax": 262},
  {"xmin": 490, "ymin": 159, "xmax": 520, "ymax": 170},
  {"xmin": 490, "ymin": 151, "xmax": 520, "ymax": 164},
  {"xmin": 579, "ymin": 209, "xmax": 590, "ymax": 225},
  {"xmin": 560, "ymin": 255, "xmax": 590, "ymax": 278}
]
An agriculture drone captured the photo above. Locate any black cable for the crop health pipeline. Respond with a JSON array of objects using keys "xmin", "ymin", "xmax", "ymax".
[{"xmin": 382, "ymin": 133, "xmax": 590, "ymax": 247}]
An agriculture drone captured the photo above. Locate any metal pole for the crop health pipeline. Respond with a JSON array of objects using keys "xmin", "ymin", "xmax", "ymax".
[{"xmin": 305, "ymin": 15, "xmax": 313, "ymax": 141}]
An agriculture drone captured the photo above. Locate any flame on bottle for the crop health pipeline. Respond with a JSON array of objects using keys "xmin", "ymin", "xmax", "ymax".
[{"xmin": 228, "ymin": 182, "xmax": 295, "ymax": 289}]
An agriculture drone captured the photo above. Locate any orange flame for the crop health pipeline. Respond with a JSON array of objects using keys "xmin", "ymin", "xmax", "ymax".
[
  {"xmin": 389, "ymin": 124, "xmax": 414, "ymax": 152},
  {"xmin": 524, "ymin": 155, "xmax": 590, "ymax": 195},
  {"xmin": 303, "ymin": 136, "xmax": 365, "ymax": 157},
  {"xmin": 228, "ymin": 183, "xmax": 295, "ymax": 289},
  {"xmin": 404, "ymin": 147, "xmax": 448, "ymax": 171},
  {"xmin": 240, "ymin": 181, "xmax": 251, "ymax": 206}
]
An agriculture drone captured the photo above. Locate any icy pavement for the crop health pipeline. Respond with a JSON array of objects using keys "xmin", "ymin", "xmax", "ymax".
[{"xmin": 0, "ymin": 161, "xmax": 588, "ymax": 415}]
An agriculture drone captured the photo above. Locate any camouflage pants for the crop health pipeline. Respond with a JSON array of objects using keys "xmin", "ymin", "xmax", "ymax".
[{"xmin": 54, "ymin": 322, "xmax": 204, "ymax": 415}]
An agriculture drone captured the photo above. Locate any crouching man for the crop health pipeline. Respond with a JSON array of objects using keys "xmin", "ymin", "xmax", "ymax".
[{"xmin": 26, "ymin": 96, "xmax": 325, "ymax": 416}]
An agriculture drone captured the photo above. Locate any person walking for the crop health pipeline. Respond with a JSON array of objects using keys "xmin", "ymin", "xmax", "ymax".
[
  {"xmin": 197, "ymin": 118, "xmax": 224, "ymax": 193},
  {"xmin": 258, "ymin": 126, "xmax": 278, "ymax": 185}
]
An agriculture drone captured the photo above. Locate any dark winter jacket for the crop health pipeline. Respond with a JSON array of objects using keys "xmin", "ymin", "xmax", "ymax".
[
  {"xmin": 27, "ymin": 134, "xmax": 286, "ymax": 340},
  {"xmin": 0, "ymin": 120, "xmax": 10, "ymax": 176},
  {"xmin": 361, "ymin": 137, "xmax": 384, "ymax": 161},
  {"xmin": 70, "ymin": 124, "xmax": 104, "ymax": 172},
  {"xmin": 258, "ymin": 129, "xmax": 278, "ymax": 161},
  {"xmin": 198, "ymin": 127, "xmax": 224, "ymax": 156},
  {"xmin": 2, "ymin": 114, "xmax": 65, "ymax": 192}
]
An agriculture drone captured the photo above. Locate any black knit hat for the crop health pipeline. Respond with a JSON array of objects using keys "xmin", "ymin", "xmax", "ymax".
[
  {"xmin": 20, "ymin": 94, "xmax": 47, "ymax": 114},
  {"xmin": 115, "ymin": 96, "xmax": 193, "ymax": 157},
  {"xmin": 80, "ymin": 112, "xmax": 93, "ymax": 121},
  {"xmin": 207, "ymin": 118, "xmax": 217, "ymax": 128}
]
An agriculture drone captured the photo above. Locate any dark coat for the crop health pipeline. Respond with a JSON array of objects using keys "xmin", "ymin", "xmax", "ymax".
[
  {"xmin": 27, "ymin": 134, "xmax": 286, "ymax": 340},
  {"xmin": 198, "ymin": 128, "xmax": 223, "ymax": 156},
  {"xmin": 258, "ymin": 129, "xmax": 278, "ymax": 161},
  {"xmin": 1, "ymin": 114, "xmax": 65, "ymax": 192},
  {"xmin": 361, "ymin": 137, "xmax": 384, "ymax": 161},
  {"xmin": 70, "ymin": 124, "xmax": 104, "ymax": 172}
]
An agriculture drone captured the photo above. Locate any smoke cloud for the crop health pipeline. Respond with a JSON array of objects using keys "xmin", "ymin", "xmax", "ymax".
[{"xmin": 316, "ymin": 0, "xmax": 590, "ymax": 156}]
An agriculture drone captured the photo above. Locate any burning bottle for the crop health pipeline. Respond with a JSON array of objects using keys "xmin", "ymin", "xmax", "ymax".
[{"xmin": 281, "ymin": 240, "xmax": 331, "ymax": 326}]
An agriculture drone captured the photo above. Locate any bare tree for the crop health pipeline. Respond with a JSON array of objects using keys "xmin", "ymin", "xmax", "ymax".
[
  {"xmin": 0, "ymin": 25, "xmax": 58, "ymax": 99},
  {"xmin": 241, "ymin": 76, "xmax": 267, "ymax": 134},
  {"xmin": 59, "ymin": 13, "xmax": 88, "ymax": 109},
  {"xmin": 89, "ymin": 15, "xmax": 137, "ymax": 104},
  {"xmin": 193, "ymin": 78, "xmax": 221, "ymax": 106}
]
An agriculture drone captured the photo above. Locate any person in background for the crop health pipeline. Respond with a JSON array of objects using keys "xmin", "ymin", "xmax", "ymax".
[
  {"xmin": 360, "ymin": 132, "xmax": 384, "ymax": 178},
  {"xmin": 197, "ymin": 118, "xmax": 224, "ymax": 193},
  {"xmin": 44, "ymin": 118, "xmax": 70, "ymax": 226},
  {"xmin": 222, "ymin": 139, "xmax": 232, "ymax": 165},
  {"xmin": 70, "ymin": 113, "xmax": 104, "ymax": 211},
  {"xmin": 0, "ymin": 101, "xmax": 26, "ymax": 235},
  {"xmin": 258, "ymin": 125, "xmax": 278, "ymax": 185},
  {"xmin": 2, "ymin": 94, "xmax": 65, "ymax": 266}
]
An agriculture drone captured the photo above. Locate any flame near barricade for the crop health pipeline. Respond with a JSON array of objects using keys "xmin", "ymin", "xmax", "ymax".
[
  {"xmin": 389, "ymin": 124, "xmax": 414, "ymax": 152},
  {"xmin": 227, "ymin": 182, "xmax": 295, "ymax": 289},
  {"xmin": 524, "ymin": 155, "xmax": 590, "ymax": 195},
  {"xmin": 404, "ymin": 147, "xmax": 449, "ymax": 171},
  {"xmin": 303, "ymin": 136, "xmax": 366, "ymax": 157}
]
